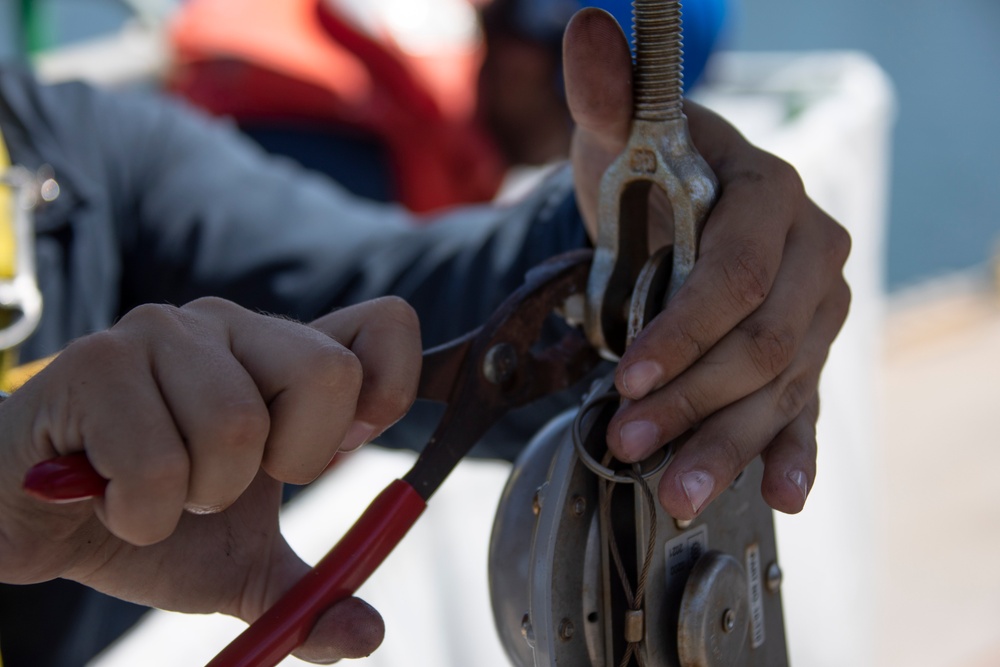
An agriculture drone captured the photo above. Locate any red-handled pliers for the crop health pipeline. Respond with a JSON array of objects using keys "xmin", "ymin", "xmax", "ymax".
[{"xmin": 23, "ymin": 248, "xmax": 601, "ymax": 667}]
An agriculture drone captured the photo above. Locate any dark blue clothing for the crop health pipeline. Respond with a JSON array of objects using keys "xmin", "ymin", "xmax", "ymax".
[{"xmin": 0, "ymin": 68, "xmax": 593, "ymax": 666}]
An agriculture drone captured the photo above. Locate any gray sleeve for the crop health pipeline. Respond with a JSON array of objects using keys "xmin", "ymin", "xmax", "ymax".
[{"xmin": 81, "ymin": 86, "xmax": 589, "ymax": 346}]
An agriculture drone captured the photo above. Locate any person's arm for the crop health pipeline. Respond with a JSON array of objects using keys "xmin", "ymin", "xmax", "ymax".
[
  {"xmin": 65, "ymin": 83, "xmax": 589, "ymax": 347},
  {"xmin": 0, "ymin": 296, "xmax": 421, "ymax": 663}
]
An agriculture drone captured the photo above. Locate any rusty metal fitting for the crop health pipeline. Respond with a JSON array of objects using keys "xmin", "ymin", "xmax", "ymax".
[{"xmin": 584, "ymin": 0, "xmax": 718, "ymax": 358}]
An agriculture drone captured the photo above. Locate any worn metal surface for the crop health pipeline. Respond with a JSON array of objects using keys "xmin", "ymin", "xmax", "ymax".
[
  {"xmin": 491, "ymin": 1, "xmax": 787, "ymax": 664},
  {"xmin": 490, "ymin": 373, "xmax": 787, "ymax": 667},
  {"xmin": 677, "ymin": 551, "xmax": 750, "ymax": 667},
  {"xmin": 583, "ymin": 0, "xmax": 718, "ymax": 359}
]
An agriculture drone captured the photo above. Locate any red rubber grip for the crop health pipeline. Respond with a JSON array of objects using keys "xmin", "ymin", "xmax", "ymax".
[
  {"xmin": 23, "ymin": 453, "xmax": 108, "ymax": 502},
  {"xmin": 206, "ymin": 479, "xmax": 427, "ymax": 667}
]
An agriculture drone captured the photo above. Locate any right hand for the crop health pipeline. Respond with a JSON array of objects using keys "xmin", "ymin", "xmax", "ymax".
[
  {"xmin": 0, "ymin": 295, "xmax": 422, "ymax": 663},
  {"xmin": 564, "ymin": 8, "xmax": 852, "ymax": 519}
]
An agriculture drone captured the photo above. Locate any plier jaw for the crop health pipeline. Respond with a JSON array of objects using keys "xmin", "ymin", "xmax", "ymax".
[{"xmin": 408, "ymin": 248, "xmax": 602, "ymax": 501}]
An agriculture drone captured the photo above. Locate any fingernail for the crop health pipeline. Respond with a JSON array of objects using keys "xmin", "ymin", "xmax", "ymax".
[
  {"xmin": 340, "ymin": 421, "xmax": 376, "ymax": 453},
  {"xmin": 621, "ymin": 360, "xmax": 663, "ymax": 399},
  {"xmin": 680, "ymin": 470, "xmax": 715, "ymax": 514},
  {"xmin": 184, "ymin": 502, "xmax": 227, "ymax": 515},
  {"xmin": 787, "ymin": 469, "xmax": 809, "ymax": 502},
  {"xmin": 618, "ymin": 420, "xmax": 660, "ymax": 461}
]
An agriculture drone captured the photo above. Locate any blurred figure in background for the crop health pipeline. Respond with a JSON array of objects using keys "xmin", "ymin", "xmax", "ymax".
[{"xmin": 167, "ymin": 0, "xmax": 729, "ymax": 210}]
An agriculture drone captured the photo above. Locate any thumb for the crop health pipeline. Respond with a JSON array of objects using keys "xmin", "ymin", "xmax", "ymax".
[
  {"xmin": 250, "ymin": 539, "xmax": 386, "ymax": 663},
  {"xmin": 564, "ymin": 7, "xmax": 633, "ymax": 150},
  {"xmin": 294, "ymin": 597, "xmax": 385, "ymax": 663},
  {"xmin": 564, "ymin": 7, "xmax": 634, "ymax": 235}
]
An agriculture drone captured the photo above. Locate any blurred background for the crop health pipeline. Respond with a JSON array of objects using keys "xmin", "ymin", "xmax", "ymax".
[
  {"xmin": 3, "ymin": 0, "xmax": 998, "ymax": 290},
  {"xmin": 2, "ymin": 1, "xmax": 998, "ymax": 666}
]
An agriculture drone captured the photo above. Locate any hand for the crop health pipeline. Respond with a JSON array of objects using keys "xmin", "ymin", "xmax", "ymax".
[
  {"xmin": 563, "ymin": 9, "xmax": 851, "ymax": 519},
  {"xmin": 0, "ymin": 296, "xmax": 421, "ymax": 662}
]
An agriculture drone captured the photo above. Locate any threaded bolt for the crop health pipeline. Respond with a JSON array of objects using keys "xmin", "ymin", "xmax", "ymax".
[{"xmin": 632, "ymin": 0, "xmax": 684, "ymax": 122}]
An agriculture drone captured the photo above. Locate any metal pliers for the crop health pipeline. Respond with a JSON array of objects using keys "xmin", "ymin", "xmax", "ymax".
[{"xmin": 23, "ymin": 248, "xmax": 602, "ymax": 666}]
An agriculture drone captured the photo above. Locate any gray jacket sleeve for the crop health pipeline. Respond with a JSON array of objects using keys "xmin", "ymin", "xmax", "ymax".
[{"xmin": 87, "ymin": 82, "xmax": 589, "ymax": 347}]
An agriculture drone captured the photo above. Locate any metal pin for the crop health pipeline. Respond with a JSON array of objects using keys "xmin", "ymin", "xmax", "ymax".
[{"xmin": 766, "ymin": 561, "xmax": 783, "ymax": 593}]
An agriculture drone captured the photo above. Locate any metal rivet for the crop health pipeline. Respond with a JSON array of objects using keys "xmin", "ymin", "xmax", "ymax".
[
  {"xmin": 532, "ymin": 485, "xmax": 545, "ymax": 516},
  {"xmin": 521, "ymin": 613, "xmax": 536, "ymax": 647},
  {"xmin": 559, "ymin": 293, "xmax": 586, "ymax": 326},
  {"xmin": 571, "ymin": 495, "xmax": 586, "ymax": 516},
  {"xmin": 722, "ymin": 608, "xmax": 736, "ymax": 633},
  {"xmin": 558, "ymin": 618, "xmax": 575, "ymax": 642},
  {"xmin": 483, "ymin": 343, "xmax": 517, "ymax": 385},
  {"xmin": 766, "ymin": 561, "xmax": 783, "ymax": 593}
]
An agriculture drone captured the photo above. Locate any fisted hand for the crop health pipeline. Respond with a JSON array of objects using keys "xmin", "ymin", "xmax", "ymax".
[
  {"xmin": 564, "ymin": 9, "xmax": 851, "ymax": 519},
  {"xmin": 0, "ymin": 296, "xmax": 421, "ymax": 662}
]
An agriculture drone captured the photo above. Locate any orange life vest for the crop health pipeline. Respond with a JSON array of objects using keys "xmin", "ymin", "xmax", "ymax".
[{"xmin": 169, "ymin": 0, "xmax": 506, "ymax": 213}]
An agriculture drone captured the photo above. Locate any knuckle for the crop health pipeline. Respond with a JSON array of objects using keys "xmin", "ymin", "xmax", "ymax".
[
  {"xmin": 309, "ymin": 342, "xmax": 364, "ymax": 394},
  {"xmin": 668, "ymin": 387, "xmax": 708, "ymax": 428},
  {"xmin": 118, "ymin": 302, "xmax": 187, "ymax": 331},
  {"xmin": 721, "ymin": 243, "xmax": 771, "ymax": 311},
  {"xmin": 716, "ymin": 433, "xmax": 749, "ymax": 478},
  {"xmin": 377, "ymin": 296, "xmax": 420, "ymax": 333},
  {"xmin": 776, "ymin": 374, "xmax": 816, "ymax": 422},
  {"xmin": 739, "ymin": 318, "xmax": 797, "ymax": 378},
  {"xmin": 807, "ymin": 393, "xmax": 822, "ymax": 422},
  {"xmin": 183, "ymin": 295, "xmax": 239, "ymax": 316},
  {"xmin": 671, "ymin": 315, "xmax": 710, "ymax": 360},
  {"xmin": 210, "ymin": 400, "xmax": 271, "ymax": 450},
  {"xmin": 732, "ymin": 152, "xmax": 804, "ymax": 198},
  {"xmin": 826, "ymin": 220, "xmax": 853, "ymax": 269},
  {"xmin": 114, "ymin": 303, "xmax": 205, "ymax": 349},
  {"xmin": 764, "ymin": 153, "xmax": 805, "ymax": 198}
]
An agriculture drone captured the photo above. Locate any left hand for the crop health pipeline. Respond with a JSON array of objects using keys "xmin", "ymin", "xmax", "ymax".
[
  {"xmin": 0, "ymin": 297, "xmax": 421, "ymax": 663},
  {"xmin": 563, "ymin": 9, "xmax": 851, "ymax": 519}
]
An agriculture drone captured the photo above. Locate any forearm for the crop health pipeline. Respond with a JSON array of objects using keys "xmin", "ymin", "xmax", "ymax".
[{"xmin": 84, "ymin": 86, "xmax": 588, "ymax": 344}]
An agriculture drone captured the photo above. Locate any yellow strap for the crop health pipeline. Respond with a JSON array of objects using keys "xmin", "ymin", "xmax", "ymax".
[
  {"xmin": 0, "ymin": 127, "xmax": 14, "ymax": 279},
  {"xmin": 1, "ymin": 127, "xmax": 17, "ymax": 383},
  {"xmin": 0, "ymin": 354, "xmax": 55, "ymax": 393}
]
